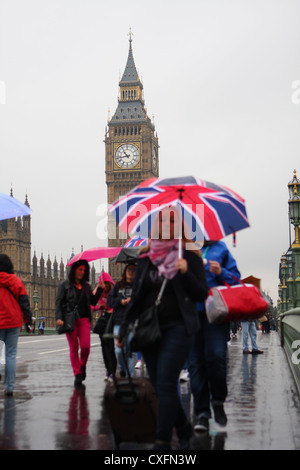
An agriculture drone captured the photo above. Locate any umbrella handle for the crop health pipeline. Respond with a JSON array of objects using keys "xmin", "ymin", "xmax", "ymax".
[{"xmin": 178, "ymin": 236, "xmax": 182, "ymax": 258}]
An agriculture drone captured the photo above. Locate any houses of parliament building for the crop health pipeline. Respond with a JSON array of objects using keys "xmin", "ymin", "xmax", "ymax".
[{"xmin": 0, "ymin": 34, "xmax": 159, "ymax": 327}]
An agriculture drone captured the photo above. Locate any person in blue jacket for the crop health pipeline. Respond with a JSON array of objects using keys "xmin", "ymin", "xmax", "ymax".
[{"xmin": 187, "ymin": 240, "xmax": 241, "ymax": 433}]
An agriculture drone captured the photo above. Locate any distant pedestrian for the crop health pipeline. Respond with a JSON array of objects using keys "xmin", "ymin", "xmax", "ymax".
[
  {"xmin": 231, "ymin": 321, "xmax": 238, "ymax": 337},
  {"xmin": 261, "ymin": 314, "xmax": 270, "ymax": 334},
  {"xmin": 0, "ymin": 254, "xmax": 33, "ymax": 396},
  {"xmin": 241, "ymin": 320, "xmax": 264, "ymax": 354},
  {"xmin": 38, "ymin": 320, "xmax": 45, "ymax": 335},
  {"xmin": 117, "ymin": 207, "xmax": 208, "ymax": 450},
  {"xmin": 188, "ymin": 240, "xmax": 241, "ymax": 433},
  {"xmin": 55, "ymin": 260, "xmax": 102, "ymax": 386},
  {"xmin": 107, "ymin": 263, "xmax": 137, "ymax": 377}
]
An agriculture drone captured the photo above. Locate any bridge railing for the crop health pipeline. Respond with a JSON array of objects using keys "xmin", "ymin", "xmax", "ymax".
[{"xmin": 278, "ymin": 308, "xmax": 300, "ymax": 394}]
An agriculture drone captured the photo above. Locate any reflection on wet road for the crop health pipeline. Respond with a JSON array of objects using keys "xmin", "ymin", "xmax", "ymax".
[{"xmin": 1, "ymin": 331, "xmax": 300, "ymax": 450}]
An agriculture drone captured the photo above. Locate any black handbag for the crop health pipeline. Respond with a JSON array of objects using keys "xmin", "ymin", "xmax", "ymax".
[
  {"xmin": 93, "ymin": 310, "xmax": 110, "ymax": 335},
  {"xmin": 56, "ymin": 287, "xmax": 83, "ymax": 335},
  {"xmin": 56, "ymin": 306, "xmax": 77, "ymax": 334},
  {"xmin": 130, "ymin": 278, "xmax": 167, "ymax": 352}
]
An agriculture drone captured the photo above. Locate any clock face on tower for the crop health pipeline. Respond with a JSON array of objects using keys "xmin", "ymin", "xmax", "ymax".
[{"xmin": 115, "ymin": 144, "xmax": 140, "ymax": 169}]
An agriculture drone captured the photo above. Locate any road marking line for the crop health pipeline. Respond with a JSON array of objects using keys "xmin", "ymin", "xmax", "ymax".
[{"xmin": 37, "ymin": 342, "xmax": 99, "ymax": 355}]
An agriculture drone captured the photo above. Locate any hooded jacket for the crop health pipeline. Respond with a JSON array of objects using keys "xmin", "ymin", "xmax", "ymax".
[
  {"xmin": 0, "ymin": 272, "xmax": 32, "ymax": 329},
  {"xmin": 197, "ymin": 240, "xmax": 241, "ymax": 313}
]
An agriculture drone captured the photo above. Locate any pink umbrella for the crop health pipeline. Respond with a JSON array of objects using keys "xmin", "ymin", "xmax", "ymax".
[{"xmin": 67, "ymin": 246, "xmax": 122, "ymax": 266}]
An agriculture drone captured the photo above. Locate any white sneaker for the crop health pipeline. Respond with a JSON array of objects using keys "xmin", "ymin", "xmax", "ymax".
[
  {"xmin": 179, "ymin": 369, "xmax": 189, "ymax": 382},
  {"xmin": 135, "ymin": 360, "xmax": 142, "ymax": 369}
]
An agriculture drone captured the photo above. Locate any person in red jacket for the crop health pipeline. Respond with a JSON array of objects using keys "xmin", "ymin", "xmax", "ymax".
[{"xmin": 0, "ymin": 254, "xmax": 33, "ymax": 396}]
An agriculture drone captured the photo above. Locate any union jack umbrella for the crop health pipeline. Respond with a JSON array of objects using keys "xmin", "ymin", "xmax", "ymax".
[
  {"xmin": 109, "ymin": 176, "xmax": 250, "ymax": 242},
  {"xmin": 123, "ymin": 236, "xmax": 148, "ymax": 247}
]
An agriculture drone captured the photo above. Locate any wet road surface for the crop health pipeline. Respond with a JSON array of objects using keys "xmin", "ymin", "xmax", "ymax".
[{"xmin": 1, "ymin": 330, "xmax": 300, "ymax": 450}]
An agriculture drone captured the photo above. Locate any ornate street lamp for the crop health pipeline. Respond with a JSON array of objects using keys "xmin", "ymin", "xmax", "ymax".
[
  {"xmin": 33, "ymin": 289, "xmax": 40, "ymax": 333},
  {"xmin": 288, "ymin": 169, "xmax": 300, "ymax": 307}
]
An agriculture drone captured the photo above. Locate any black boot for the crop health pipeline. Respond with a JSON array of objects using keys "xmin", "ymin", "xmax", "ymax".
[
  {"xmin": 80, "ymin": 366, "xmax": 86, "ymax": 381},
  {"xmin": 213, "ymin": 403, "xmax": 227, "ymax": 426},
  {"xmin": 74, "ymin": 374, "xmax": 83, "ymax": 386}
]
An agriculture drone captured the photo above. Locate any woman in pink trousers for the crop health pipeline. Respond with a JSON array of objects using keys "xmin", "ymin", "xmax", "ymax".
[{"xmin": 56, "ymin": 260, "xmax": 102, "ymax": 386}]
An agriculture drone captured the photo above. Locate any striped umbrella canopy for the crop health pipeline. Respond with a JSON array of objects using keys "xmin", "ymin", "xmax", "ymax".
[
  {"xmin": 109, "ymin": 176, "xmax": 250, "ymax": 242},
  {"xmin": 123, "ymin": 236, "xmax": 148, "ymax": 247}
]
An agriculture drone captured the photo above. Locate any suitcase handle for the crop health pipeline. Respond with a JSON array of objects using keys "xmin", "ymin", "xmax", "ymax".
[{"xmin": 114, "ymin": 387, "xmax": 140, "ymax": 404}]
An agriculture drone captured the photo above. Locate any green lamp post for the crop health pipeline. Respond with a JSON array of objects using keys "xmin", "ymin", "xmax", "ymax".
[
  {"xmin": 33, "ymin": 289, "xmax": 40, "ymax": 334},
  {"xmin": 288, "ymin": 169, "xmax": 300, "ymax": 307}
]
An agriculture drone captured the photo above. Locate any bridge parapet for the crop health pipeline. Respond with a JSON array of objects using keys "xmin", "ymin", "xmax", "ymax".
[{"xmin": 278, "ymin": 308, "xmax": 300, "ymax": 394}]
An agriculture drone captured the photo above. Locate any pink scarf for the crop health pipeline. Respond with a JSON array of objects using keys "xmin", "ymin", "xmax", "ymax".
[{"xmin": 142, "ymin": 239, "xmax": 181, "ymax": 279}]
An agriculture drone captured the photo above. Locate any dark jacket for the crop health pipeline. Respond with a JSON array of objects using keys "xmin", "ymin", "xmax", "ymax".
[
  {"xmin": 119, "ymin": 249, "xmax": 208, "ymax": 338},
  {"xmin": 55, "ymin": 280, "xmax": 102, "ymax": 322},
  {"xmin": 107, "ymin": 282, "xmax": 133, "ymax": 325}
]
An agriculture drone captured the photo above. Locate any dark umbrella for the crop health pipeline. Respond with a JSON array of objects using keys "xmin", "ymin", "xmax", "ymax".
[{"xmin": 113, "ymin": 247, "xmax": 140, "ymax": 263}]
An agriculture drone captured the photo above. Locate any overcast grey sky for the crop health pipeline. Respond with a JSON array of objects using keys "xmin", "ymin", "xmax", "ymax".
[{"xmin": 1, "ymin": 0, "xmax": 300, "ymax": 301}]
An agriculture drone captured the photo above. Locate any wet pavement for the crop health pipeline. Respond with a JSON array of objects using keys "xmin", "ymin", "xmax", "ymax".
[{"xmin": 1, "ymin": 330, "xmax": 300, "ymax": 451}]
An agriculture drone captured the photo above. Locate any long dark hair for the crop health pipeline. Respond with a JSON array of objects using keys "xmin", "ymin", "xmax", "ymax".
[
  {"xmin": 0, "ymin": 254, "xmax": 14, "ymax": 274},
  {"xmin": 68, "ymin": 260, "xmax": 90, "ymax": 284},
  {"xmin": 115, "ymin": 263, "xmax": 136, "ymax": 289}
]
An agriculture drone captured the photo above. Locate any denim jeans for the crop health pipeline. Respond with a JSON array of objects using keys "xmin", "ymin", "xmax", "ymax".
[
  {"xmin": 187, "ymin": 314, "xmax": 229, "ymax": 418},
  {"xmin": 113, "ymin": 324, "xmax": 136, "ymax": 377},
  {"xmin": 0, "ymin": 327, "xmax": 20, "ymax": 393},
  {"xmin": 0, "ymin": 340, "xmax": 4, "ymax": 376},
  {"xmin": 241, "ymin": 321, "xmax": 258, "ymax": 351},
  {"xmin": 142, "ymin": 322, "xmax": 191, "ymax": 444}
]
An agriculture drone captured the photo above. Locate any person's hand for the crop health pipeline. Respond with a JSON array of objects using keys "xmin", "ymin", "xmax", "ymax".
[
  {"xmin": 209, "ymin": 260, "xmax": 222, "ymax": 276},
  {"xmin": 176, "ymin": 258, "xmax": 188, "ymax": 274},
  {"xmin": 56, "ymin": 319, "xmax": 64, "ymax": 327},
  {"xmin": 121, "ymin": 298, "xmax": 131, "ymax": 306},
  {"xmin": 115, "ymin": 338, "xmax": 123, "ymax": 348}
]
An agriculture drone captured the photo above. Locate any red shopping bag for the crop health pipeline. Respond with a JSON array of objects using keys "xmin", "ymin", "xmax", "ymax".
[{"xmin": 205, "ymin": 282, "xmax": 269, "ymax": 324}]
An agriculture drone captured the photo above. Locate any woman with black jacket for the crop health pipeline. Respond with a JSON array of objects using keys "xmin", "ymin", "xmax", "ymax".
[
  {"xmin": 107, "ymin": 263, "xmax": 136, "ymax": 377},
  {"xmin": 117, "ymin": 208, "xmax": 208, "ymax": 450},
  {"xmin": 55, "ymin": 260, "xmax": 102, "ymax": 386}
]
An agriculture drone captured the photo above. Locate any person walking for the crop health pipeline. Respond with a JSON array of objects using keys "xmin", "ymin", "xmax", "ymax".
[
  {"xmin": 38, "ymin": 320, "xmax": 45, "ymax": 335},
  {"xmin": 0, "ymin": 254, "xmax": 33, "ymax": 396},
  {"xmin": 241, "ymin": 320, "xmax": 264, "ymax": 354},
  {"xmin": 117, "ymin": 207, "xmax": 208, "ymax": 450},
  {"xmin": 55, "ymin": 260, "xmax": 102, "ymax": 386},
  {"xmin": 107, "ymin": 263, "xmax": 137, "ymax": 377},
  {"xmin": 188, "ymin": 240, "xmax": 241, "ymax": 433},
  {"xmin": 93, "ymin": 272, "xmax": 117, "ymax": 380}
]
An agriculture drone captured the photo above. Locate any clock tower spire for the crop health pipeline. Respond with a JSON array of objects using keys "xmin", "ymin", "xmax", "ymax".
[{"xmin": 105, "ymin": 32, "xmax": 159, "ymax": 279}]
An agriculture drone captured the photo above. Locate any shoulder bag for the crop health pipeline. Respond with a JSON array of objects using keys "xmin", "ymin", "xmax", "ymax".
[
  {"xmin": 93, "ymin": 309, "xmax": 110, "ymax": 335},
  {"xmin": 57, "ymin": 286, "xmax": 84, "ymax": 334},
  {"xmin": 130, "ymin": 278, "xmax": 167, "ymax": 352},
  {"xmin": 205, "ymin": 277, "xmax": 269, "ymax": 325}
]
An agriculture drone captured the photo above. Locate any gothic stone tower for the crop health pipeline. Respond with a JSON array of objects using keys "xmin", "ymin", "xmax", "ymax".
[{"xmin": 105, "ymin": 34, "xmax": 159, "ymax": 279}]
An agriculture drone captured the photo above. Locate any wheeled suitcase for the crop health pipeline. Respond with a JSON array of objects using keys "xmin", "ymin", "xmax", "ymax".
[{"xmin": 103, "ymin": 345, "xmax": 157, "ymax": 448}]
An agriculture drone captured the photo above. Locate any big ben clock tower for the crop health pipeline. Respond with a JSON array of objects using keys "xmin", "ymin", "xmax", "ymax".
[{"xmin": 105, "ymin": 32, "xmax": 159, "ymax": 279}]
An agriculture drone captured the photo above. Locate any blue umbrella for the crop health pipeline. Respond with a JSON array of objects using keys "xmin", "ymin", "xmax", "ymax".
[{"xmin": 0, "ymin": 193, "xmax": 32, "ymax": 221}]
